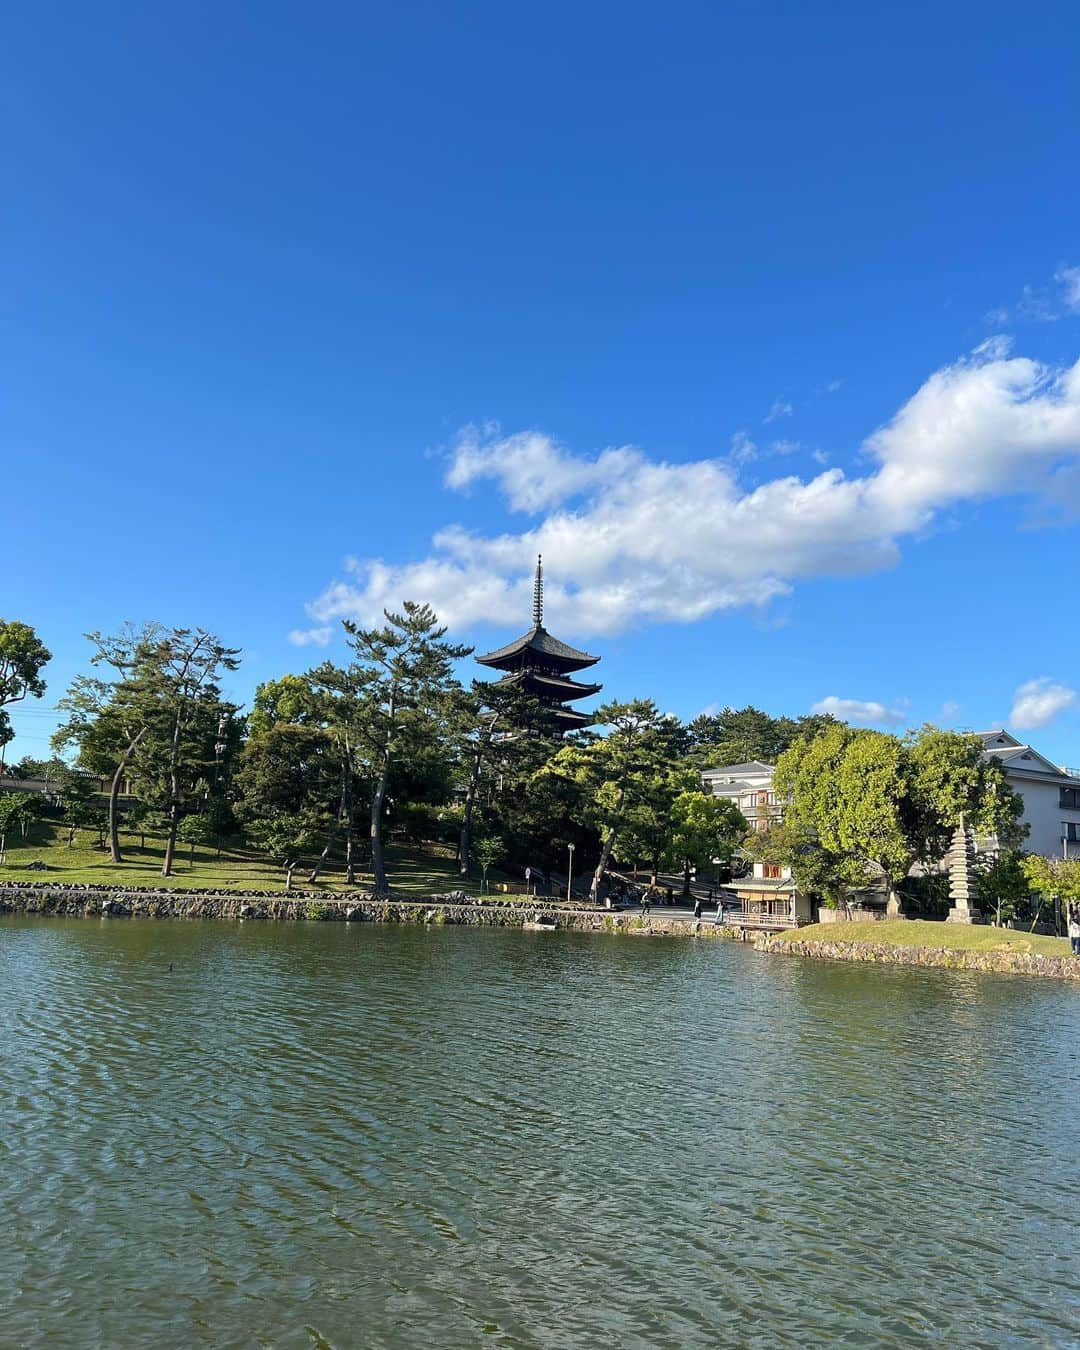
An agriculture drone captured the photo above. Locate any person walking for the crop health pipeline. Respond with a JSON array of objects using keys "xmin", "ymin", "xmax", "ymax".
[
  {"xmin": 640, "ymin": 887, "xmax": 651, "ymax": 919},
  {"xmin": 693, "ymin": 896, "xmax": 702, "ymax": 920},
  {"xmin": 1069, "ymin": 905, "xmax": 1080, "ymax": 957}
]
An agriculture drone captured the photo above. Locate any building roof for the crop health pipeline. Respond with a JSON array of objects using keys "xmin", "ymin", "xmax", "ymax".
[
  {"xmin": 498, "ymin": 669, "xmax": 602, "ymax": 698},
  {"xmin": 706, "ymin": 779, "xmax": 757, "ymax": 796},
  {"xmin": 977, "ymin": 729, "xmax": 1075, "ymax": 779},
  {"xmin": 701, "ymin": 760, "xmax": 775, "ymax": 779},
  {"xmin": 476, "ymin": 623, "xmax": 600, "ymax": 670}
]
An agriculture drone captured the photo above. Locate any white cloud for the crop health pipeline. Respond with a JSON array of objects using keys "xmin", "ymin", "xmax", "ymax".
[
  {"xmin": 811, "ymin": 696, "xmax": 905, "ymax": 726},
  {"xmin": 300, "ymin": 342, "xmax": 1080, "ymax": 639},
  {"xmin": 1010, "ymin": 678, "xmax": 1077, "ymax": 730},
  {"xmin": 986, "ymin": 265, "xmax": 1080, "ymax": 325},
  {"xmin": 729, "ymin": 429, "xmax": 757, "ymax": 463},
  {"xmin": 941, "ymin": 700, "xmax": 962, "ymax": 721},
  {"xmin": 1057, "ymin": 265, "xmax": 1080, "ymax": 314},
  {"xmin": 764, "ymin": 399, "xmax": 793, "ymax": 423},
  {"xmin": 288, "ymin": 626, "xmax": 333, "ymax": 648}
]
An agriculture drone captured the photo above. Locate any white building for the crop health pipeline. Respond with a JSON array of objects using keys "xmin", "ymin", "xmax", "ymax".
[
  {"xmin": 700, "ymin": 760, "xmax": 784, "ymax": 833},
  {"xmin": 978, "ymin": 730, "xmax": 1080, "ymax": 861}
]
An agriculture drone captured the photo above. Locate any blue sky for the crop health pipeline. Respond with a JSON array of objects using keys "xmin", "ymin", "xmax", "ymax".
[{"xmin": 6, "ymin": 2, "xmax": 1080, "ymax": 765}]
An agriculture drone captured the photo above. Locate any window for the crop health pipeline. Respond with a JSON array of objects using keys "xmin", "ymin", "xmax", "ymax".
[
  {"xmin": 1065, "ymin": 822, "xmax": 1080, "ymax": 843},
  {"xmin": 763, "ymin": 862, "xmax": 782, "ymax": 879},
  {"xmin": 1060, "ymin": 786, "xmax": 1080, "ymax": 811}
]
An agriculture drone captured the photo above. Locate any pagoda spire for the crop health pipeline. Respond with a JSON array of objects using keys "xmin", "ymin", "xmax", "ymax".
[{"xmin": 533, "ymin": 554, "xmax": 544, "ymax": 627}]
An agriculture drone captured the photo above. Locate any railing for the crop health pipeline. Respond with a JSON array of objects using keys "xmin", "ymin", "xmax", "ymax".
[{"xmin": 721, "ymin": 909, "xmax": 798, "ymax": 931}]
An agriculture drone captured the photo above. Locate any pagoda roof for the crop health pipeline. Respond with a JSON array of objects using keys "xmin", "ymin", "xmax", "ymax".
[
  {"xmin": 498, "ymin": 669, "xmax": 603, "ymax": 699},
  {"xmin": 477, "ymin": 624, "xmax": 600, "ymax": 671},
  {"xmin": 550, "ymin": 705, "xmax": 594, "ymax": 728}
]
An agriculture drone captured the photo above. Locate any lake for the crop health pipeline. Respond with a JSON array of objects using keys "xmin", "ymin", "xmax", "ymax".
[{"xmin": 2, "ymin": 917, "xmax": 1078, "ymax": 1347}]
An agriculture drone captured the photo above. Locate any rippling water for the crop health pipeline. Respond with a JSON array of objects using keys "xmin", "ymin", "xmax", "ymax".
[{"xmin": 1, "ymin": 918, "xmax": 1078, "ymax": 1347}]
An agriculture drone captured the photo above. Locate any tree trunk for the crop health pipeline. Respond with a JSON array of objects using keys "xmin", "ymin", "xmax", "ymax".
[
  {"xmin": 308, "ymin": 839, "xmax": 332, "ymax": 885},
  {"xmin": 682, "ymin": 857, "xmax": 692, "ymax": 898},
  {"xmin": 459, "ymin": 748, "xmax": 483, "ymax": 877},
  {"xmin": 162, "ymin": 804, "xmax": 180, "ymax": 877},
  {"xmin": 370, "ymin": 689, "xmax": 395, "ymax": 896},
  {"xmin": 285, "ymin": 860, "xmax": 296, "ymax": 892},
  {"xmin": 108, "ymin": 729, "xmax": 144, "ymax": 865},
  {"xmin": 371, "ymin": 757, "xmax": 390, "ymax": 895},
  {"xmin": 590, "ymin": 786, "xmax": 627, "ymax": 901},
  {"xmin": 345, "ymin": 816, "xmax": 356, "ymax": 886}
]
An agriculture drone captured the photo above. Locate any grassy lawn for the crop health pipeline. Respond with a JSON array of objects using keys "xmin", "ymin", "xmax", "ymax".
[
  {"xmin": 0, "ymin": 822, "xmax": 485, "ymax": 896},
  {"xmin": 778, "ymin": 919, "xmax": 1073, "ymax": 959}
]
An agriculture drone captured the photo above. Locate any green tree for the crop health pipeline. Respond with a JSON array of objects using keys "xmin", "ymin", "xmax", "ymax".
[
  {"xmin": 177, "ymin": 812, "xmax": 218, "ymax": 865},
  {"xmin": 776, "ymin": 723, "xmax": 1032, "ymax": 915},
  {"xmin": 474, "ymin": 834, "xmax": 502, "ymax": 893},
  {"xmin": 11, "ymin": 755, "xmax": 70, "ymax": 787},
  {"xmin": 246, "ymin": 811, "xmax": 317, "ymax": 892},
  {"xmin": 0, "ymin": 790, "xmax": 45, "ymax": 842},
  {"xmin": 687, "ymin": 705, "xmax": 841, "ymax": 766},
  {"xmin": 976, "ymin": 849, "xmax": 1032, "ymax": 928},
  {"xmin": 747, "ymin": 818, "xmax": 862, "ymax": 911},
  {"xmin": 54, "ymin": 624, "xmax": 163, "ymax": 864},
  {"xmin": 235, "ymin": 722, "xmax": 339, "ymax": 887},
  {"xmin": 248, "ymin": 673, "xmax": 322, "ymax": 736},
  {"xmin": 138, "ymin": 629, "xmax": 240, "ymax": 878},
  {"xmin": 338, "ymin": 603, "xmax": 471, "ymax": 895},
  {"xmin": 1021, "ymin": 855, "xmax": 1080, "ymax": 932},
  {"xmin": 667, "ymin": 790, "xmax": 749, "ymax": 897},
  {"xmin": 907, "ymin": 727, "xmax": 1027, "ymax": 866},
  {"xmin": 546, "ymin": 699, "xmax": 682, "ymax": 902},
  {"xmin": 62, "ymin": 775, "xmax": 108, "ymax": 848},
  {"xmin": 0, "ymin": 620, "xmax": 52, "ymax": 762}
]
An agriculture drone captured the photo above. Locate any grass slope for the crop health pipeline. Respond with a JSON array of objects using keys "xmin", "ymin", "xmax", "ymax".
[
  {"xmin": 0, "ymin": 822, "xmax": 479, "ymax": 896},
  {"xmin": 778, "ymin": 919, "xmax": 1072, "ymax": 959}
]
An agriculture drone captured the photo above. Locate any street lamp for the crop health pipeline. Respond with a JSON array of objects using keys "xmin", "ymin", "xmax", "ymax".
[{"xmin": 567, "ymin": 842, "xmax": 575, "ymax": 903}]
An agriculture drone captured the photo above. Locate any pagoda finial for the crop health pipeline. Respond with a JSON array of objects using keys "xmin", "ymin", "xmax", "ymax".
[{"xmin": 533, "ymin": 554, "xmax": 544, "ymax": 626}]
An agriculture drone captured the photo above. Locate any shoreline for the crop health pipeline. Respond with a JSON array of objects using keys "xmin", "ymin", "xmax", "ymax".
[
  {"xmin": 0, "ymin": 883, "xmax": 735, "ymax": 938},
  {"xmin": 6, "ymin": 884, "xmax": 1077, "ymax": 979},
  {"xmin": 756, "ymin": 932, "xmax": 1080, "ymax": 981}
]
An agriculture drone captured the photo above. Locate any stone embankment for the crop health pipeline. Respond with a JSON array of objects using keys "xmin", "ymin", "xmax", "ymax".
[
  {"xmin": 0, "ymin": 883, "xmax": 735, "ymax": 937},
  {"xmin": 756, "ymin": 933, "xmax": 1080, "ymax": 981}
]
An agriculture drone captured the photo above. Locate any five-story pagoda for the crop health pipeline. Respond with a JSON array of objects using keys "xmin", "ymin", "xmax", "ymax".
[{"xmin": 476, "ymin": 557, "xmax": 601, "ymax": 733}]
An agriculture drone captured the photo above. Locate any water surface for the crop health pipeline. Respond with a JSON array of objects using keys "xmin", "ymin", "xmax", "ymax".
[{"xmin": 2, "ymin": 918, "xmax": 1078, "ymax": 1347}]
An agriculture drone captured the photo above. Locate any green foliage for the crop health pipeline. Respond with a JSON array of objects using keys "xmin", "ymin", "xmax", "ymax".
[
  {"xmin": 665, "ymin": 789, "xmax": 748, "ymax": 891},
  {"xmin": 248, "ymin": 674, "xmax": 321, "ymax": 736},
  {"xmin": 53, "ymin": 624, "xmax": 240, "ymax": 873},
  {"xmin": 10, "ymin": 755, "xmax": 70, "ymax": 783},
  {"xmin": 976, "ymin": 849, "xmax": 1032, "ymax": 927},
  {"xmin": 473, "ymin": 834, "xmax": 503, "ymax": 890},
  {"xmin": 907, "ymin": 727, "xmax": 1027, "ymax": 862},
  {"xmin": 1021, "ymin": 855, "xmax": 1080, "ymax": 908},
  {"xmin": 62, "ymin": 776, "xmax": 108, "ymax": 847},
  {"xmin": 335, "ymin": 601, "xmax": 473, "ymax": 894},
  {"xmin": 547, "ymin": 699, "xmax": 685, "ymax": 894},
  {"xmin": 775, "ymin": 723, "xmax": 1029, "ymax": 903},
  {"xmin": 0, "ymin": 791, "xmax": 46, "ymax": 840},
  {"xmin": 0, "ymin": 619, "xmax": 52, "ymax": 751},
  {"xmin": 687, "ymin": 705, "xmax": 840, "ymax": 766}
]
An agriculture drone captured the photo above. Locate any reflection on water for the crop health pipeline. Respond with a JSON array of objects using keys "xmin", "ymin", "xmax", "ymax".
[{"xmin": 2, "ymin": 918, "xmax": 1078, "ymax": 1347}]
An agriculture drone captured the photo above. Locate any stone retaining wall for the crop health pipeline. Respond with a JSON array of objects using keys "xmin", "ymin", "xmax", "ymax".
[
  {"xmin": 0, "ymin": 884, "xmax": 736, "ymax": 938},
  {"xmin": 756, "ymin": 934, "xmax": 1080, "ymax": 981}
]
